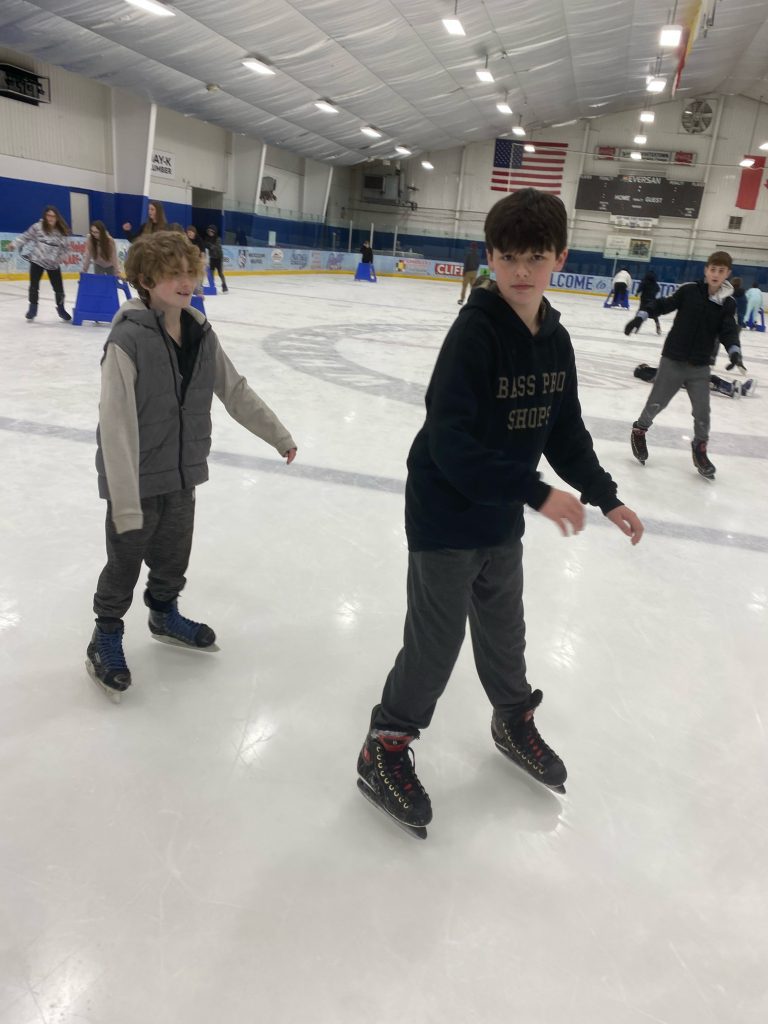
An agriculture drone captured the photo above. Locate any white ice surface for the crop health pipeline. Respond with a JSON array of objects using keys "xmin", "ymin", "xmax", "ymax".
[{"xmin": 0, "ymin": 273, "xmax": 766, "ymax": 1024}]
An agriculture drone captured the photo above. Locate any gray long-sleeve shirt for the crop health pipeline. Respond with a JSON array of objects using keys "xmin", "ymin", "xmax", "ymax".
[{"xmin": 98, "ymin": 300, "xmax": 296, "ymax": 533}]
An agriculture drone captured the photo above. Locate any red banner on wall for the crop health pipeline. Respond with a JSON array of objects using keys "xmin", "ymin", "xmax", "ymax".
[{"xmin": 736, "ymin": 155, "xmax": 766, "ymax": 210}]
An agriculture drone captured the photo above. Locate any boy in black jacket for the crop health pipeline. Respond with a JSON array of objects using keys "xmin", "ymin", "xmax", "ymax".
[
  {"xmin": 626, "ymin": 252, "xmax": 744, "ymax": 478},
  {"xmin": 356, "ymin": 189, "xmax": 644, "ymax": 837}
]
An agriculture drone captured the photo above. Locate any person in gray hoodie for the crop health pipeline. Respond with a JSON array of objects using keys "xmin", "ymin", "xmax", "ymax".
[
  {"xmin": 86, "ymin": 230, "xmax": 297, "ymax": 702},
  {"xmin": 10, "ymin": 205, "xmax": 72, "ymax": 321}
]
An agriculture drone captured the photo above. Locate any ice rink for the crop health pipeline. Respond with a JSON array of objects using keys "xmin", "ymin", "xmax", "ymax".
[{"xmin": 1, "ymin": 270, "xmax": 766, "ymax": 1024}]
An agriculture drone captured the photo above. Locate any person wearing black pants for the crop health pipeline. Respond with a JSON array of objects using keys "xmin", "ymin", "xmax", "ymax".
[
  {"xmin": 11, "ymin": 206, "xmax": 72, "ymax": 321},
  {"xmin": 204, "ymin": 225, "xmax": 228, "ymax": 292}
]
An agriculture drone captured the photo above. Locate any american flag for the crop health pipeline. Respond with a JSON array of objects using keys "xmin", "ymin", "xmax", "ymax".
[{"xmin": 491, "ymin": 139, "xmax": 568, "ymax": 195}]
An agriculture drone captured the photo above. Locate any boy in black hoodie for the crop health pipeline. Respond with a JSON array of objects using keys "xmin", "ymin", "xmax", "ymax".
[
  {"xmin": 356, "ymin": 189, "xmax": 644, "ymax": 837},
  {"xmin": 626, "ymin": 252, "xmax": 744, "ymax": 478}
]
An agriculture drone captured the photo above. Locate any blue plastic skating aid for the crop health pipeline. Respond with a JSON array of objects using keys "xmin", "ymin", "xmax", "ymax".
[
  {"xmin": 72, "ymin": 274, "xmax": 132, "ymax": 326},
  {"xmin": 354, "ymin": 262, "xmax": 377, "ymax": 282},
  {"xmin": 202, "ymin": 266, "xmax": 217, "ymax": 296},
  {"xmin": 603, "ymin": 292, "xmax": 630, "ymax": 309},
  {"xmin": 190, "ymin": 294, "xmax": 206, "ymax": 315}
]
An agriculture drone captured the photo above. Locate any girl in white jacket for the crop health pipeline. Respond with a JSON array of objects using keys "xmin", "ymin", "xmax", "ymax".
[{"xmin": 11, "ymin": 206, "xmax": 72, "ymax": 321}]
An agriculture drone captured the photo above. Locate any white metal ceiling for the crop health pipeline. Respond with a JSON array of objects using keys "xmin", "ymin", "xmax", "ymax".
[{"xmin": 1, "ymin": 0, "xmax": 767, "ymax": 165}]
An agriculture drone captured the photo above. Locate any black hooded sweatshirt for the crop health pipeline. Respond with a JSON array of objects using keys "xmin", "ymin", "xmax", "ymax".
[
  {"xmin": 644, "ymin": 280, "xmax": 739, "ymax": 365},
  {"xmin": 405, "ymin": 283, "xmax": 622, "ymax": 551}
]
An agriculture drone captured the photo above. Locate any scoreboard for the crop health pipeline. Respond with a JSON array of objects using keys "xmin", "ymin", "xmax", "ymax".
[{"xmin": 575, "ymin": 174, "xmax": 704, "ymax": 219}]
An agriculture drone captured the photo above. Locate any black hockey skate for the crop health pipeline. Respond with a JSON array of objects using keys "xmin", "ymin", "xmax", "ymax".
[
  {"xmin": 630, "ymin": 422, "xmax": 648, "ymax": 465},
  {"xmin": 86, "ymin": 622, "xmax": 131, "ymax": 703},
  {"xmin": 691, "ymin": 440, "xmax": 715, "ymax": 479},
  {"xmin": 357, "ymin": 711, "xmax": 432, "ymax": 839},
  {"xmin": 492, "ymin": 689, "xmax": 567, "ymax": 793},
  {"xmin": 144, "ymin": 590, "xmax": 217, "ymax": 650}
]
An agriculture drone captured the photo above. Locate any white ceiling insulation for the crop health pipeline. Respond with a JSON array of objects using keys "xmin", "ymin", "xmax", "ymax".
[{"xmin": 1, "ymin": 0, "xmax": 768, "ymax": 165}]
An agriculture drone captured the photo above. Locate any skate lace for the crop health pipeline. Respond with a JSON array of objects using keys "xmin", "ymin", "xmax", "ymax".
[
  {"xmin": 163, "ymin": 605, "xmax": 202, "ymax": 641},
  {"xmin": 518, "ymin": 712, "xmax": 557, "ymax": 766},
  {"xmin": 97, "ymin": 630, "xmax": 128, "ymax": 671},
  {"xmin": 378, "ymin": 739, "xmax": 423, "ymax": 801}
]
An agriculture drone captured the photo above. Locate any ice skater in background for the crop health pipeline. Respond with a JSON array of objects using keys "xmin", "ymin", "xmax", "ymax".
[
  {"xmin": 731, "ymin": 276, "xmax": 747, "ymax": 327},
  {"xmin": 9, "ymin": 205, "xmax": 72, "ymax": 321},
  {"xmin": 633, "ymin": 363, "xmax": 756, "ymax": 398},
  {"xmin": 608, "ymin": 266, "xmax": 632, "ymax": 307},
  {"xmin": 82, "ymin": 221, "xmax": 122, "ymax": 277},
  {"xmin": 632, "ymin": 268, "xmax": 662, "ymax": 334},
  {"xmin": 626, "ymin": 250, "xmax": 744, "ymax": 479},
  {"xmin": 356, "ymin": 188, "xmax": 643, "ymax": 839},
  {"xmin": 457, "ymin": 241, "xmax": 481, "ymax": 304},
  {"xmin": 121, "ymin": 200, "xmax": 167, "ymax": 242},
  {"xmin": 743, "ymin": 281, "xmax": 764, "ymax": 328},
  {"xmin": 204, "ymin": 225, "xmax": 228, "ymax": 292},
  {"xmin": 86, "ymin": 230, "xmax": 297, "ymax": 702}
]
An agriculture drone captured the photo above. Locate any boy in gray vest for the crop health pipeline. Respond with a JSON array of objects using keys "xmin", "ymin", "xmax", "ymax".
[{"xmin": 87, "ymin": 231, "xmax": 297, "ymax": 701}]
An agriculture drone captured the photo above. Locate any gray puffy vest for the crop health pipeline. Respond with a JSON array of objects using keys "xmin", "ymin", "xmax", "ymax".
[{"xmin": 96, "ymin": 307, "xmax": 216, "ymax": 500}]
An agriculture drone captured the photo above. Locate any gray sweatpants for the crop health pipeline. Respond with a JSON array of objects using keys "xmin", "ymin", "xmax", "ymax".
[
  {"xmin": 636, "ymin": 355, "xmax": 711, "ymax": 442},
  {"xmin": 375, "ymin": 542, "xmax": 530, "ymax": 735},
  {"xmin": 93, "ymin": 489, "xmax": 195, "ymax": 620}
]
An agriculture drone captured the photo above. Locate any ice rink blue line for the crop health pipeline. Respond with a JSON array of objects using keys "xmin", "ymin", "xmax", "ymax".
[{"xmin": 2, "ymin": 415, "xmax": 767, "ymax": 555}]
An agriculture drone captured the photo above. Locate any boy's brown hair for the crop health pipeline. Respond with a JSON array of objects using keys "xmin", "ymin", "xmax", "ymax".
[
  {"xmin": 706, "ymin": 250, "xmax": 732, "ymax": 269},
  {"xmin": 124, "ymin": 231, "xmax": 204, "ymax": 304},
  {"xmin": 484, "ymin": 187, "xmax": 568, "ymax": 256}
]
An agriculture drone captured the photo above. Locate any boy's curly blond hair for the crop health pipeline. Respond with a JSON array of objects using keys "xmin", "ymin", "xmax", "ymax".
[{"xmin": 124, "ymin": 230, "xmax": 205, "ymax": 303}]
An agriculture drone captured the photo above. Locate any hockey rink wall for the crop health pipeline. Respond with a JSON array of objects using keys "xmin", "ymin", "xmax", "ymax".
[{"xmin": 0, "ymin": 235, "xmax": 680, "ymax": 298}]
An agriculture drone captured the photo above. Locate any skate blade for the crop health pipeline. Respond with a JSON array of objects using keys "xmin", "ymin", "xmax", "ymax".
[
  {"xmin": 150, "ymin": 633, "xmax": 220, "ymax": 652},
  {"xmin": 494, "ymin": 743, "xmax": 566, "ymax": 795},
  {"xmin": 356, "ymin": 778, "xmax": 428, "ymax": 839},
  {"xmin": 85, "ymin": 660, "xmax": 125, "ymax": 704}
]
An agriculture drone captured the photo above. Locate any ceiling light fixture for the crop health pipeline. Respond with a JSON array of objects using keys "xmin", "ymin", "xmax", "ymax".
[
  {"xmin": 361, "ymin": 126, "xmax": 383, "ymax": 138},
  {"xmin": 639, "ymin": 110, "xmax": 655, "ymax": 123},
  {"xmin": 739, "ymin": 157, "xmax": 756, "ymax": 168},
  {"xmin": 759, "ymin": 141, "xmax": 768, "ymax": 151},
  {"xmin": 496, "ymin": 93, "xmax": 512, "ymax": 115},
  {"xmin": 634, "ymin": 134, "xmax": 647, "ymax": 144},
  {"xmin": 476, "ymin": 56, "xmax": 494, "ymax": 83},
  {"xmin": 512, "ymin": 114, "xmax": 526, "ymax": 137},
  {"xmin": 646, "ymin": 77, "xmax": 667, "ymax": 94},
  {"xmin": 124, "ymin": 0, "xmax": 176, "ymax": 15},
  {"xmin": 630, "ymin": 151, "xmax": 643, "ymax": 160},
  {"xmin": 524, "ymin": 143, "xmax": 535, "ymax": 153},
  {"xmin": 314, "ymin": 100, "xmax": 338, "ymax": 113},
  {"xmin": 395, "ymin": 145, "xmax": 412, "ymax": 155},
  {"xmin": 443, "ymin": 1, "xmax": 465, "ymax": 35},
  {"xmin": 659, "ymin": 24, "xmax": 683, "ymax": 48},
  {"xmin": 421, "ymin": 159, "xmax": 434, "ymax": 170},
  {"xmin": 242, "ymin": 57, "xmax": 276, "ymax": 76}
]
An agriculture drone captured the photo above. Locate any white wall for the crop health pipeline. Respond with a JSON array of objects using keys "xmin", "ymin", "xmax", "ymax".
[
  {"xmin": 153, "ymin": 108, "xmax": 228, "ymax": 193},
  {"xmin": 0, "ymin": 46, "xmax": 112, "ymax": 181},
  {"xmin": 2, "ymin": 43, "xmax": 768, "ymax": 263},
  {"xmin": 347, "ymin": 95, "xmax": 768, "ymax": 262}
]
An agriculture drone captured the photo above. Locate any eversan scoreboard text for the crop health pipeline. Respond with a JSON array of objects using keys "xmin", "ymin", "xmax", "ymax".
[{"xmin": 575, "ymin": 175, "xmax": 705, "ymax": 219}]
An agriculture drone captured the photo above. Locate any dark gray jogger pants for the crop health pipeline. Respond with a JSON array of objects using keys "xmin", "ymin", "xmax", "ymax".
[
  {"xmin": 636, "ymin": 355, "xmax": 712, "ymax": 442},
  {"xmin": 375, "ymin": 542, "xmax": 530, "ymax": 734},
  {"xmin": 93, "ymin": 489, "xmax": 195, "ymax": 620}
]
